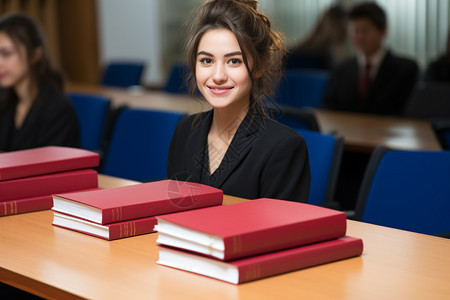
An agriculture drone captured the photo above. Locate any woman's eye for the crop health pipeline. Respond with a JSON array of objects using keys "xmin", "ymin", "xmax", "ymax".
[
  {"xmin": 229, "ymin": 58, "xmax": 242, "ymax": 65},
  {"xmin": 0, "ymin": 50, "xmax": 12, "ymax": 58},
  {"xmin": 200, "ymin": 58, "xmax": 213, "ymax": 65}
]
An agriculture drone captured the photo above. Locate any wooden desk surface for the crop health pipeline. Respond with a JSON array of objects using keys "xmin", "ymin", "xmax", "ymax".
[
  {"xmin": 314, "ymin": 109, "xmax": 442, "ymax": 152},
  {"xmin": 66, "ymin": 82, "xmax": 211, "ymax": 115},
  {"xmin": 1, "ymin": 175, "xmax": 449, "ymax": 299}
]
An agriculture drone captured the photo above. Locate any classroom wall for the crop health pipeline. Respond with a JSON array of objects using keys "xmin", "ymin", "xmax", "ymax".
[{"xmin": 97, "ymin": 0, "xmax": 163, "ymax": 86}]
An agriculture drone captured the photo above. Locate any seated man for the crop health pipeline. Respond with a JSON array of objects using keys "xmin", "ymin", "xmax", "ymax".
[{"xmin": 322, "ymin": 2, "xmax": 418, "ymax": 116}]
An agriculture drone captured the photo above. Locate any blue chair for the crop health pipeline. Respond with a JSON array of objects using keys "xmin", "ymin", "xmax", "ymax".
[
  {"xmin": 101, "ymin": 61, "xmax": 145, "ymax": 88},
  {"xmin": 295, "ymin": 129, "xmax": 343, "ymax": 206},
  {"xmin": 102, "ymin": 108, "xmax": 185, "ymax": 182},
  {"xmin": 275, "ymin": 70, "xmax": 329, "ymax": 108},
  {"xmin": 163, "ymin": 62, "xmax": 190, "ymax": 94},
  {"xmin": 354, "ymin": 146, "xmax": 450, "ymax": 236},
  {"xmin": 431, "ymin": 118, "xmax": 450, "ymax": 150},
  {"xmin": 68, "ymin": 92, "xmax": 110, "ymax": 152},
  {"xmin": 270, "ymin": 106, "xmax": 320, "ymax": 131}
]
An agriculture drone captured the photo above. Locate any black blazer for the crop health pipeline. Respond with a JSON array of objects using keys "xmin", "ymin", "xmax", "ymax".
[
  {"xmin": 0, "ymin": 83, "xmax": 80, "ymax": 152},
  {"xmin": 167, "ymin": 109, "xmax": 311, "ymax": 202},
  {"xmin": 322, "ymin": 51, "xmax": 419, "ymax": 115}
]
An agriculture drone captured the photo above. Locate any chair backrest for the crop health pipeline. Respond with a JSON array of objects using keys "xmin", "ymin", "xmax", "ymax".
[
  {"xmin": 295, "ymin": 129, "xmax": 343, "ymax": 205},
  {"xmin": 431, "ymin": 118, "xmax": 450, "ymax": 150},
  {"xmin": 101, "ymin": 61, "xmax": 145, "ymax": 88},
  {"xmin": 102, "ymin": 107, "xmax": 185, "ymax": 182},
  {"xmin": 275, "ymin": 70, "xmax": 329, "ymax": 108},
  {"xmin": 163, "ymin": 62, "xmax": 190, "ymax": 94},
  {"xmin": 270, "ymin": 106, "xmax": 320, "ymax": 131},
  {"xmin": 354, "ymin": 146, "xmax": 450, "ymax": 235},
  {"xmin": 68, "ymin": 92, "xmax": 110, "ymax": 152},
  {"xmin": 403, "ymin": 82, "xmax": 450, "ymax": 119}
]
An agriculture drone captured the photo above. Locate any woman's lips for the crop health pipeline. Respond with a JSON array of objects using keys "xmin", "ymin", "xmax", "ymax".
[{"xmin": 208, "ymin": 85, "xmax": 233, "ymax": 95}]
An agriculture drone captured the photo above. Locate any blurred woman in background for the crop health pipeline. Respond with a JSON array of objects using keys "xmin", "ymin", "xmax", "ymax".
[{"xmin": 0, "ymin": 12, "xmax": 79, "ymax": 152}]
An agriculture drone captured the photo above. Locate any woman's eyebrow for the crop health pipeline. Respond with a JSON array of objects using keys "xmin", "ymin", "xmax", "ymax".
[{"xmin": 197, "ymin": 51, "xmax": 242, "ymax": 57}]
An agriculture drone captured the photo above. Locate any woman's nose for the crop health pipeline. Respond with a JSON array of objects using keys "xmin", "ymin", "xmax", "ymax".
[{"xmin": 213, "ymin": 64, "xmax": 227, "ymax": 83}]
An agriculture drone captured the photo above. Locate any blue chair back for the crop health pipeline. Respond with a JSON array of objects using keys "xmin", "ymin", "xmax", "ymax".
[
  {"xmin": 271, "ymin": 106, "xmax": 320, "ymax": 131},
  {"xmin": 164, "ymin": 62, "xmax": 190, "ymax": 94},
  {"xmin": 295, "ymin": 129, "xmax": 343, "ymax": 205},
  {"xmin": 102, "ymin": 108, "xmax": 185, "ymax": 181},
  {"xmin": 68, "ymin": 92, "xmax": 110, "ymax": 152},
  {"xmin": 354, "ymin": 146, "xmax": 450, "ymax": 235},
  {"xmin": 275, "ymin": 70, "xmax": 329, "ymax": 108},
  {"xmin": 101, "ymin": 62, "xmax": 145, "ymax": 88}
]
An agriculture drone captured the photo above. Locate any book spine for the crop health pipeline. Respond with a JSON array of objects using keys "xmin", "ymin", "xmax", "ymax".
[
  {"xmin": 108, "ymin": 217, "xmax": 158, "ymax": 240},
  {"xmin": 1, "ymin": 195, "xmax": 53, "ymax": 216},
  {"xmin": 0, "ymin": 169, "xmax": 98, "ymax": 201},
  {"xmin": 237, "ymin": 237, "xmax": 363, "ymax": 283},
  {"xmin": 101, "ymin": 191, "xmax": 223, "ymax": 224},
  {"xmin": 1, "ymin": 155, "xmax": 99, "ymax": 181},
  {"xmin": 224, "ymin": 214, "xmax": 347, "ymax": 260}
]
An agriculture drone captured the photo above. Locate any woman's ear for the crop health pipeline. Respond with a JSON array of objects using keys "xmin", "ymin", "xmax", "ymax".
[{"xmin": 31, "ymin": 47, "xmax": 43, "ymax": 64}]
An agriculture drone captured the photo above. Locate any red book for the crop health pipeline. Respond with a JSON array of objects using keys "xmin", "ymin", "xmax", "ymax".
[
  {"xmin": 52, "ymin": 212, "xmax": 157, "ymax": 240},
  {"xmin": 52, "ymin": 180, "xmax": 223, "ymax": 224},
  {"xmin": 0, "ymin": 169, "xmax": 98, "ymax": 201},
  {"xmin": 0, "ymin": 146, "xmax": 99, "ymax": 181},
  {"xmin": 157, "ymin": 236, "xmax": 363, "ymax": 284},
  {"xmin": 1, "ymin": 195, "xmax": 53, "ymax": 216},
  {"xmin": 155, "ymin": 198, "xmax": 347, "ymax": 261}
]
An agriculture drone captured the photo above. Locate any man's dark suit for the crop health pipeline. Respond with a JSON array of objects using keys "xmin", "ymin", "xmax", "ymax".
[
  {"xmin": 322, "ymin": 51, "xmax": 419, "ymax": 115},
  {"xmin": 167, "ymin": 109, "xmax": 311, "ymax": 203}
]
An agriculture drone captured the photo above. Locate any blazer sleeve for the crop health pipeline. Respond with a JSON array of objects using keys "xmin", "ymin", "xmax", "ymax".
[{"xmin": 259, "ymin": 134, "xmax": 311, "ymax": 203}]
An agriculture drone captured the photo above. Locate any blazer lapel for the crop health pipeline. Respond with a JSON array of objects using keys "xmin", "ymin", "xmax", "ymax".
[{"xmin": 210, "ymin": 111, "xmax": 262, "ymax": 188}]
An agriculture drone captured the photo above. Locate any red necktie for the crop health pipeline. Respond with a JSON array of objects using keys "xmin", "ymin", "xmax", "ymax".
[{"xmin": 358, "ymin": 62, "xmax": 372, "ymax": 99}]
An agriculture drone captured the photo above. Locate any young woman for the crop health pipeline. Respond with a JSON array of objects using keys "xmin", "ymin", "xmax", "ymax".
[
  {"xmin": 0, "ymin": 13, "xmax": 80, "ymax": 152},
  {"xmin": 167, "ymin": 0, "xmax": 311, "ymax": 202}
]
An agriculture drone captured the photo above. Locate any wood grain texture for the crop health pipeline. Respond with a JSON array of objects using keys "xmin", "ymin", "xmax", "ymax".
[{"xmin": 1, "ymin": 175, "xmax": 449, "ymax": 299}]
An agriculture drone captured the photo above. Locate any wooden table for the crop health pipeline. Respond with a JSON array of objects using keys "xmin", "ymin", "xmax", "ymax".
[
  {"xmin": 67, "ymin": 82, "xmax": 211, "ymax": 115},
  {"xmin": 1, "ymin": 175, "xmax": 449, "ymax": 299},
  {"xmin": 314, "ymin": 109, "xmax": 441, "ymax": 152}
]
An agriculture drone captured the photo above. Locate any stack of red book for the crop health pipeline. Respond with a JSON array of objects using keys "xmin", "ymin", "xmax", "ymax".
[
  {"xmin": 0, "ymin": 146, "xmax": 99, "ymax": 217},
  {"xmin": 155, "ymin": 198, "xmax": 363, "ymax": 284},
  {"xmin": 51, "ymin": 180, "xmax": 223, "ymax": 240}
]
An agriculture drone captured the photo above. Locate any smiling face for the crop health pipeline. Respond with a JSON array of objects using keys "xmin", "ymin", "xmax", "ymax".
[
  {"xmin": 195, "ymin": 28, "xmax": 252, "ymax": 111},
  {"xmin": 0, "ymin": 32, "xmax": 31, "ymax": 89}
]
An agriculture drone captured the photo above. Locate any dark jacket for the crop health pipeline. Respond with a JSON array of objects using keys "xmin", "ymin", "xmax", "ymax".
[
  {"xmin": 424, "ymin": 55, "xmax": 450, "ymax": 83},
  {"xmin": 322, "ymin": 51, "xmax": 419, "ymax": 115},
  {"xmin": 167, "ymin": 109, "xmax": 311, "ymax": 202},
  {"xmin": 0, "ymin": 83, "xmax": 80, "ymax": 152}
]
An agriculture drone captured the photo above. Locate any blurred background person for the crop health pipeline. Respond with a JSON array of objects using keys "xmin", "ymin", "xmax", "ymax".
[
  {"xmin": 0, "ymin": 12, "xmax": 80, "ymax": 152},
  {"xmin": 322, "ymin": 2, "xmax": 419, "ymax": 116},
  {"xmin": 424, "ymin": 29, "xmax": 450, "ymax": 83},
  {"xmin": 285, "ymin": 4, "xmax": 350, "ymax": 71}
]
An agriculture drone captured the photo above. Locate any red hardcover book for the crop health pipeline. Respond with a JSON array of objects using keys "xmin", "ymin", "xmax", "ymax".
[
  {"xmin": 52, "ymin": 180, "xmax": 223, "ymax": 224},
  {"xmin": 0, "ymin": 169, "xmax": 98, "ymax": 201},
  {"xmin": 1, "ymin": 195, "xmax": 53, "ymax": 216},
  {"xmin": 155, "ymin": 198, "xmax": 347, "ymax": 261},
  {"xmin": 0, "ymin": 146, "xmax": 99, "ymax": 181},
  {"xmin": 157, "ymin": 236, "xmax": 363, "ymax": 284},
  {"xmin": 52, "ymin": 212, "xmax": 157, "ymax": 240}
]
